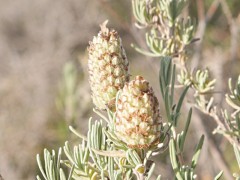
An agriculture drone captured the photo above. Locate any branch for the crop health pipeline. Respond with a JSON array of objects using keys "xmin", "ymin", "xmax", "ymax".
[
  {"xmin": 219, "ymin": 0, "xmax": 232, "ymax": 26},
  {"xmin": 196, "ymin": 105, "xmax": 240, "ymax": 150},
  {"xmin": 192, "ymin": 0, "xmax": 220, "ymax": 68},
  {"xmin": 191, "ymin": 111, "xmax": 234, "ymax": 180}
]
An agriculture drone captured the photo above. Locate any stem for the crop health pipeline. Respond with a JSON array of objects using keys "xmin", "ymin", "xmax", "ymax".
[
  {"xmin": 137, "ymin": 173, "xmax": 144, "ymax": 180},
  {"xmin": 177, "ymin": 152, "xmax": 184, "ymax": 166}
]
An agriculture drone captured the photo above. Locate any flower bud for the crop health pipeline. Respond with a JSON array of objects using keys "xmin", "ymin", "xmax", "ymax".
[
  {"xmin": 115, "ymin": 76, "xmax": 162, "ymax": 149},
  {"xmin": 88, "ymin": 21, "xmax": 129, "ymax": 110}
]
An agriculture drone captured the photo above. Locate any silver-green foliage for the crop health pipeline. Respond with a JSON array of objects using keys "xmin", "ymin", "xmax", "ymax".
[
  {"xmin": 36, "ymin": 148, "xmax": 74, "ymax": 180},
  {"xmin": 36, "ymin": 58, "xmax": 196, "ymax": 180},
  {"xmin": 132, "ymin": 0, "xmax": 238, "ymax": 178},
  {"xmin": 132, "ymin": 0, "xmax": 196, "ymax": 59},
  {"xmin": 159, "ymin": 57, "xmax": 204, "ymax": 179},
  {"xmin": 36, "ymin": 0, "xmax": 240, "ymax": 179}
]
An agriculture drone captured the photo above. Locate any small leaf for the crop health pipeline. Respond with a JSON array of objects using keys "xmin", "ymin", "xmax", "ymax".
[
  {"xmin": 164, "ymin": 88, "xmax": 171, "ymax": 122},
  {"xmin": 233, "ymin": 144, "xmax": 240, "ymax": 169},
  {"xmin": 179, "ymin": 108, "xmax": 192, "ymax": 152},
  {"xmin": 60, "ymin": 169, "xmax": 67, "ymax": 180},
  {"xmin": 36, "ymin": 154, "xmax": 47, "ymax": 180},
  {"xmin": 191, "ymin": 135, "xmax": 204, "ymax": 169},
  {"xmin": 170, "ymin": 64, "xmax": 176, "ymax": 106},
  {"xmin": 214, "ymin": 171, "xmax": 223, "ymax": 180},
  {"xmin": 156, "ymin": 175, "xmax": 161, "ymax": 180},
  {"xmin": 146, "ymin": 163, "xmax": 155, "ymax": 180},
  {"xmin": 174, "ymin": 85, "xmax": 189, "ymax": 124},
  {"xmin": 169, "ymin": 139, "xmax": 183, "ymax": 180}
]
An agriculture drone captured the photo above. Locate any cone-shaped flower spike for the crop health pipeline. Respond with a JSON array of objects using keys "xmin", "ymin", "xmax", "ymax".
[{"xmin": 88, "ymin": 20, "xmax": 129, "ymax": 110}]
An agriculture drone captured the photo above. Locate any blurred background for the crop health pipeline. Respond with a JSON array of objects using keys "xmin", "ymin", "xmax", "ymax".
[{"xmin": 0, "ymin": 0, "xmax": 240, "ymax": 179}]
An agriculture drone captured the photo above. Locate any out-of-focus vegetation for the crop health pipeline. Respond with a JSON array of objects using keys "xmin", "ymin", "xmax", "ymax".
[{"xmin": 0, "ymin": 0, "xmax": 240, "ymax": 179}]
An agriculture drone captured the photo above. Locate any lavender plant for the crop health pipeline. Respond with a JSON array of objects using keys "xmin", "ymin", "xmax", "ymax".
[{"xmin": 36, "ymin": 0, "xmax": 240, "ymax": 179}]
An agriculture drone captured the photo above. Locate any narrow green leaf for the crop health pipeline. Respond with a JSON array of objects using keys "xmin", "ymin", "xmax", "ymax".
[
  {"xmin": 63, "ymin": 142, "xmax": 75, "ymax": 165},
  {"xmin": 174, "ymin": 85, "xmax": 189, "ymax": 124},
  {"xmin": 159, "ymin": 75, "xmax": 165, "ymax": 99},
  {"xmin": 179, "ymin": 108, "xmax": 192, "ymax": 152},
  {"xmin": 169, "ymin": 139, "xmax": 183, "ymax": 180},
  {"xmin": 67, "ymin": 165, "xmax": 74, "ymax": 180},
  {"xmin": 108, "ymin": 157, "xmax": 114, "ymax": 180},
  {"xmin": 214, "ymin": 171, "xmax": 223, "ymax": 180},
  {"xmin": 164, "ymin": 88, "xmax": 171, "ymax": 122},
  {"xmin": 165, "ymin": 58, "xmax": 172, "ymax": 86},
  {"xmin": 59, "ymin": 169, "xmax": 66, "ymax": 180},
  {"xmin": 44, "ymin": 149, "xmax": 50, "ymax": 180},
  {"xmin": 233, "ymin": 144, "xmax": 240, "ymax": 168},
  {"xmin": 159, "ymin": 60, "xmax": 166, "ymax": 99},
  {"xmin": 126, "ymin": 150, "xmax": 135, "ymax": 166},
  {"xmin": 170, "ymin": 64, "xmax": 176, "ymax": 106},
  {"xmin": 131, "ymin": 150, "xmax": 142, "ymax": 164},
  {"xmin": 191, "ymin": 135, "xmax": 204, "ymax": 169},
  {"xmin": 56, "ymin": 148, "xmax": 62, "ymax": 180},
  {"xmin": 83, "ymin": 146, "xmax": 90, "ymax": 164},
  {"xmin": 49, "ymin": 160, "xmax": 54, "ymax": 180},
  {"xmin": 36, "ymin": 154, "xmax": 47, "ymax": 180},
  {"xmin": 146, "ymin": 163, "xmax": 155, "ymax": 180},
  {"xmin": 156, "ymin": 175, "xmax": 161, "ymax": 180}
]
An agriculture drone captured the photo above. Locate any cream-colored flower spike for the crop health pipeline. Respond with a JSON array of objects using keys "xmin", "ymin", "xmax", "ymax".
[
  {"xmin": 88, "ymin": 20, "xmax": 129, "ymax": 110},
  {"xmin": 115, "ymin": 76, "xmax": 162, "ymax": 149}
]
